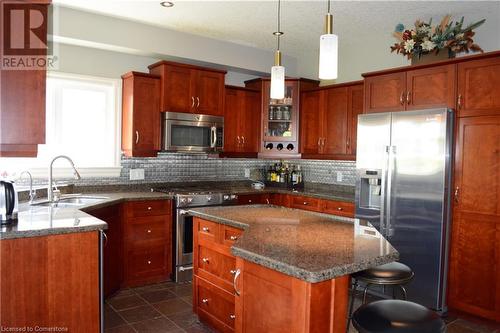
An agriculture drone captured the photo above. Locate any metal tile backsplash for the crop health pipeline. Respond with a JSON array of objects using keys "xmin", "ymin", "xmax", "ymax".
[
  {"xmin": 118, "ymin": 153, "xmax": 355, "ymax": 186},
  {"xmin": 13, "ymin": 153, "xmax": 356, "ymax": 187}
]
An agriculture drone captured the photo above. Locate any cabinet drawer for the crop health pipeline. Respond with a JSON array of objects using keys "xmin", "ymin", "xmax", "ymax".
[
  {"xmin": 197, "ymin": 219, "xmax": 219, "ymax": 244},
  {"xmin": 237, "ymin": 194, "xmax": 268, "ymax": 205},
  {"xmin": 198, "ymin": 245, "xmax": 237, "ymax": 286},
  {"xmin": 322, "ymin": 200, "xmax": 355, "ymax": 217},
  {"xmin": 222, "ymin": 225, "xmax": 243, "ymax": 247},
  {"xmin": 126, "ymin": 215, "xmax": 168, "ymax": 244},
  {"xmin": 127, "ymin": 245, "xmax": 168, "ymax": 279},
  {"xmin": 289, "ymin": 195, "xmax": 321, "ymax": 212},
  {"xmin": 127, "ymin": 200, "xmax": 171, "ymax": 218},
  {"xmin": 196, "ymin": 277, "xmax": 235, "ymax": 330}
]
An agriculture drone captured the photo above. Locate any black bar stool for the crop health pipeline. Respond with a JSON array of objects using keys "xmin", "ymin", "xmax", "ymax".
[
  {"xmin": 347, "ymin": 262, "xmax": 414, "ymax": 332},
  {"xmin": 352, "ymin": 299, "xmax": 446, "ymax": 333}
]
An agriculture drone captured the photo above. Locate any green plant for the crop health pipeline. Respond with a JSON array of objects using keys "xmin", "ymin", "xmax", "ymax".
[{"xmin": 390, "ymin": 15, "xmax": 485, "ymax": 59}]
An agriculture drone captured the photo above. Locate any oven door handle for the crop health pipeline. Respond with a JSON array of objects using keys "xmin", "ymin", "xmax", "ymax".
[{"xmin": 210, "ymin": 126, "xmax": 217, "ymax": 148}]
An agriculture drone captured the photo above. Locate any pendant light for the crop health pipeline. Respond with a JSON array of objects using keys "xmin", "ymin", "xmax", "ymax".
[
  {"xmin": 319, "ymin": 0, "xmax": 338, "ymax": 80},
  {"xmin": 270, "ymin": 0, "xmax": 285, "ymax": 99}
]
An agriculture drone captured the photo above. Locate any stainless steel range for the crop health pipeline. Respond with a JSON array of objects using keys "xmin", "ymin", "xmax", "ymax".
[{"xmin": 172, "ymin": 192, "xmax": 238, "ymax": 282}]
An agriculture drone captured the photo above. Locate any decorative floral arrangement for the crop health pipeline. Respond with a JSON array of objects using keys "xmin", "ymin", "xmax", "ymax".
[{"xmin": 390, "ymin": 15, "xmax": 485, "ymax": 59}]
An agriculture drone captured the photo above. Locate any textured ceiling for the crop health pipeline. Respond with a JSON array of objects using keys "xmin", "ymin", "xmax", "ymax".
[{"xmin": 53, "ymin": 1, "xmax": 500, "ymax": 78}]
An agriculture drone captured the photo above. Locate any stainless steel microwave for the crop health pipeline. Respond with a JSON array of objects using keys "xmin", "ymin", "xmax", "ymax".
[{"xmin": 162, "ymin": 112, "xmax": 224, "ymax": 153}]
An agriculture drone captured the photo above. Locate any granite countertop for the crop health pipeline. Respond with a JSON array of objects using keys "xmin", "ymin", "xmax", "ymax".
[
  {"xmin": 188, "ymin": 205, "xmax": 398, "ymax": 283},
  {"xmin": 0, "ymin": 192, "xmax": 173, "ymax": 240}
]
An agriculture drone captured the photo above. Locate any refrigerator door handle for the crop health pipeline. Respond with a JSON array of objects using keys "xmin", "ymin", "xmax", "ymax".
[
  {"xmin": 386, "ymin": 145, "xmax": 396, "ymax": 237},
  {"xmin": 379, "ymin": 145, "xmax": 391, "ymax": 235}
]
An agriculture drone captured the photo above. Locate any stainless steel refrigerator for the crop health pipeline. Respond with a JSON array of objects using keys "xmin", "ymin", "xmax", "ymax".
[{"xmin": 355, "ymin": 108, "xmax": 454, "ymax": 312}]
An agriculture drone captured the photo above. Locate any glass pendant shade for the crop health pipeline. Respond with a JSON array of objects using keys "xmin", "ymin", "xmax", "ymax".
[
  {"xmin": 270, "ymin": 65, "xmax": 285, "ymax": 99},
  {"xmin": 319, "ymin": 33, "xmax": 338, "ymax": 80}
]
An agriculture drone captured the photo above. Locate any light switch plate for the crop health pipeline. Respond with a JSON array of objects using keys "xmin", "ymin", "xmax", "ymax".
[
  {"xmin": 244, "ymin": 168, "xmax": 251, "ymax": 178},
  {"xmin": 130, "ymin": 168, "xmax": 145, "ymax": 180},
  {"xmin": 336, "ymin": 171, "xmax": 343, "ymax": 182}
]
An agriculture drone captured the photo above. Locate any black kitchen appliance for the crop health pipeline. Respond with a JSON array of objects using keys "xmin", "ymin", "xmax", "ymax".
[{"xmin": 0, "ymin": 180, "xmax": 19, "ymax": 224}]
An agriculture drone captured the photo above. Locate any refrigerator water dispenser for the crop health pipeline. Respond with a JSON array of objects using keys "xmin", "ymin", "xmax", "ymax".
[{"xmin": 358, "ymin": 169, "xmax": 382, "ymax": 209}]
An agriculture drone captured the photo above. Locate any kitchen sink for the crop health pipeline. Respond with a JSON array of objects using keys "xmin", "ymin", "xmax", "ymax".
[{"xmin": 32, "ymin": 196, "xmax": 109, "ymax": 207}]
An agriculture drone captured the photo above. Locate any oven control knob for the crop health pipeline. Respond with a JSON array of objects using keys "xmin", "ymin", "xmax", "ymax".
[
  {"xmin": 223, "ymin": 195, "xmax": 230, "ymax": 200},
  {"xmin": 206, "ymin": 196, "xmax": 212, "ymax": 201},
  {"xmin": 179, "ymin": 198, "xmax": 187, "ymax": 204},
  {"xmin": 230, "ymin": 195, "xmax": 237, "ymax": 200},
  {"xmin": 187, "ymin": 197, "xmax": 193, "ymax": 203}
]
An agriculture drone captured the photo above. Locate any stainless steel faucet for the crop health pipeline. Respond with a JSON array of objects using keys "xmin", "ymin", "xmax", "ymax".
[
  {"xmin": 19, "ymin": 171, "xmax": 36, "ymax": 204},
  {"xmin": 48, "ymin": 155, "xmax": 81, "ymax": 202}
]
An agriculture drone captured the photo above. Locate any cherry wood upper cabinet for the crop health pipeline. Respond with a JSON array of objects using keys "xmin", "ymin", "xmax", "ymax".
[
  {"xmin": 149, "ymin": 61, "xmax": 226, "ymax": 116},
  {"xmin": 364, "ymin": 72, "xmax": 406, "ymax": 113},
  {"xmin": 457, "ymin": 56, "xmax": 500, "ymax": 117},
  {"xmin": 300, "ymin": 90, "xmax": 322, "ymax": 154},
  {"xmin": 223, "ymin": 86, "xmax": 260, "ymax": 154},
  {"xmin": 0, "ymin": 2, "xmax": 50, "ymax": 157},
  {"xmin": 348, "ymin": 84, "xmax": 364, "ymax": 155},
  {"xmin": 323, "ymin": 87, "xmax": 349, "ymax": 155},
  {"xmin": 364, "ymin": 64, "xmax": 456, "ymax": 113},
  {"xmin": 448, "ymin": 116, "xmax": 500, "ymax": 322},
  {"xmin": 405, "ymin": 64, "xmax": 456, "ymax": 110},
  {"xmin": 121, "ymin": 72, "xmax": 161, "ymax": 157},
  {"xmin": 300, "ymin": 82, "xmax": 363, "ymax": 160}
]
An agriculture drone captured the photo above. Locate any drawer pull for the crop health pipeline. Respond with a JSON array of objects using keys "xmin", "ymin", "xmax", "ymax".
[
  {"xmin": 202, "ymin": 298, "xmax": 209, "ymax": 304},
  {"xmin": 147, "ymin": 260, "xmax": 152, "ymax": 265},
  {"xmin": 303, "ymin": 202, "xmax": 308, "ymax": 205},
  {"xmin": 202, "ymin": 227, "xmax": 210, "ymax": 232},
  {"xmin": 147, "ymin": 229, "xmax": 152, "ymax": 233},
  {"xmin": 230, "ymin": 235, "xmax": 238, "ymax": 241},
  {"xmin": 230, "ymin": 314, "xmax": 236, "ymax": 320},
  {"xmin": 233, "ymin": 269, "xmax": 241, "ymax": 296},
  {"xmin": 202, "ymin": 258, "xmax": 210, "ymax": 264},
  {"xmin": 147, "ymin": 206, "xmax": 152, "ymax": 210},
  {"xmin": 230, "ymin": 269, "xmax": 237, "ymax": 275},
  {"xmin": 337, "ymin": 207, "xmax": 343, "ymax": 211},
  {"xmin": 248, "ymin": 199, "xmax": 252, "ymax": 203}
]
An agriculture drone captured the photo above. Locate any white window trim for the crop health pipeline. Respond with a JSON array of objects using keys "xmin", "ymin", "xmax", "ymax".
[{"xmin": 9, "ymin": 72, "xmax": 123, "ymax": 179}]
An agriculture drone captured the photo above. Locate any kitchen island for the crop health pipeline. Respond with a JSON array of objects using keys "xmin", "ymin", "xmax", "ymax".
[{"xmin": 189, "ymin": 205, "xmax": 398, "ymax": 333}]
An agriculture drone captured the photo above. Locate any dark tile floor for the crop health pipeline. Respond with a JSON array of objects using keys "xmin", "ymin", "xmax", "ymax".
[{"xmin": 106, "ymin": 281, "xmax": 499, "ymax": 333}]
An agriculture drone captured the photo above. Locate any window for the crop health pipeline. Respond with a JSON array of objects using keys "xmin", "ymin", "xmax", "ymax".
[{"xmin": 0, "ymin": 72, "xmax": 121, "ymax": 178}]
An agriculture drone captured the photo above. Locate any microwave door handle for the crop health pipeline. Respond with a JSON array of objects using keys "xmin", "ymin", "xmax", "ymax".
[{"xmin": 210, "ymin": 126, "xmax": 217, "ymax": 148}]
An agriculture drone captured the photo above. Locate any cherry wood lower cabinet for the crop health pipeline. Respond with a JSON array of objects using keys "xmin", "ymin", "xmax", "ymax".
[
  {"xmin": 193, "ymin": 217, "xmax": 243, "ymax": 332},
  {"xmin": 123, "ymin": 199, "xmax": 173, "ymax": 287},
  {"xmin": 448, "ymin": 116, "xmax": 500, "ymax": 322},
  {"xmin": 234, "ymin": 258, "xmax": 350, "ymax": 333},
  {"xmin": 0, "ymin": 231, "xmax": 100, "ymax": 332}
]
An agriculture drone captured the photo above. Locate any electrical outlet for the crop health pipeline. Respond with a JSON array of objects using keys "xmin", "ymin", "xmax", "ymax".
[
  {"xmin": 244, "ymin": 168, "xmax": 251, "ymax": 178},
  {"xmin": 130, "ymin": 169, "xmax": 145, "ymax": 180},
  {"xmin": 336, "ymin": 171, "xmax": 343, "ymax": 182}
]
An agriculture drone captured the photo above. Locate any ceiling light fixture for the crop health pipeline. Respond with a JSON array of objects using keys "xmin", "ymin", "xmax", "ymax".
[
  {"xmin": 318, "ymin": 0, "xmax": 338, "ymax": 80},
  {"xmin": 160, "ymin": 1, "xmax": 174, "ymax": 8},
  {"xmin": 270, "ymin": 0, "xmax": 285, "ymax": 100}
]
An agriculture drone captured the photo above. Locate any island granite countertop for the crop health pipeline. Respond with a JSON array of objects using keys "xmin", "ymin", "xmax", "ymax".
[
  {"xmin": 0, "ymin": 192, "xmax": 173, "ymax": 240},
  {"xmin": 189, "ymin": 205, "xmax": 398, "ymax": 283}
]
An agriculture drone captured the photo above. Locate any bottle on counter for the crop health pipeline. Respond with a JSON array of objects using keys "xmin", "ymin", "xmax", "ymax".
[
  {"xmin": 291, "ymin": 165, "xmax": 298, "ymax": 185},
  {"xmin": 296, "ymin": 165, "xmax": 303, "ymax": 183}
]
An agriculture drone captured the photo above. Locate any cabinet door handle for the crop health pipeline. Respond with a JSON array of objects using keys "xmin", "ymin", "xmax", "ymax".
[
  {"xmin": 147, "ymin": 260, "xmax": 152, "ymax": 265},
  {"xmin": 322, "ymin": 138, "xmax": 326, "ymax": 147},
  {"xmin": 147, "ymin": 229, "xmax": 152, "ymax": 233},
  {"xmin": 135, "ymin": 131, "xmax": 139, "ymax": 144},
  {"xmin": 147, "ymin": 206, "xmax": 152, "ymax": 210},
  {"xmin": 202, "ymin": 257, "xmax": 210, "ymax": 264},
  {"xmin": 454, "ymin": 186, "xmax": 460, "ymax": 203},
  {"xmin": 230, "ymin": 314, "xmax": 236, "ymax": 320},
  {"xmin": 202, "ymin": 298, "xmax": 209, "ymax": 304},
  {"xmin": 230, "ymin": 235, "xmax": 238, "ymax": 241},
  {"xmin": 400, "ymin": 91, "xmax": 405, "ymax": 105},
  {"xmin": 346, "ymin": 140, "xmax": 350, "ymax": 148},
  {"xmin": 191, "ymin": 96, "xmax": 195, "ymax": 108},
  {"xmin": 230, "ymin": 269, "xmax": 237, "ymax": 275},
  {"xmin": 233, "ymin": 269, "xmax": 241, "ymax": 296},
  {"xmin": 202, "ymin": 227, "xmax": 210, "ymax": 232},
  {"xmin": 337, "ymin": 207, "xmax": 343, "ymax": 211},
  {"xmin": 317, "ymin": 138, "xmax": 321, "ymax": 147},
  {"xmin": 236, "ymin": 136, "xmax": 241, "ymax": 146},
  {"xmin": 406, "ymin": 91, "xmax": 412, "ymax": 105},
  {"xmin": 196, "ymin": 97, "xmax": 200, "ymax": 108},
  {"xmin": 303, "ymin": 201, "xmax": 308, "ymax": 205},
  {"xmin": 457, "ymin": 94, "xmax": 463, "ymax": 109},
  {"xmin": 241, "ymin": 136, "xmax": 245, "ymax": 145}
]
